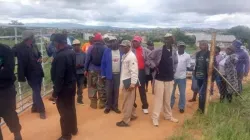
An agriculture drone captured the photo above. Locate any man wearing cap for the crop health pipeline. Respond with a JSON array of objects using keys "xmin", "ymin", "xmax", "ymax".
[
  {"xmin": 232, "ymin": 40, "xmax": 249, "ymax": 93},
  {"xmin": 85, "ymin": 32, "xmax": 107, "ymax": 109},
  {"xmin": 170, "ymin": 41, "xmax": 191, "ymax": 113},
  {"xmin": 51, "ymin": 34, "xmax": 78, "ymax": 140},
  {"xmin": 101, "ymin": 35, "xmax": 122, "ymax": 114},
  {"xmin": 0, "ymin": 43, "xmax": 22, "ymax": 140},
  {"xmin": 132, "ymin": 35, "xmax": 150, "ymax": 114},
  {"xmin": 62, "ymin": 30, "xmax": 75, "ymax": 46},
  {"xmin": 148, "ymin": 33, "xmax": 179, "ymax": 127},
  {"xmin": 13, "ymin": 30, "xmax": 46, "ymax": 119},
  {"xmin": 72, "ymin": 39, "xmax": 86, "ymax": 105},
  {"xmin": 116, "ymin": 40, "xmax": 139, "ymax": 127}
]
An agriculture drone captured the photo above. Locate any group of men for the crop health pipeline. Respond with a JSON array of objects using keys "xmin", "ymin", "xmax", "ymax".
[{"xmin": 3, "ymin": 29, "xmax": 248, "ymax": 140}]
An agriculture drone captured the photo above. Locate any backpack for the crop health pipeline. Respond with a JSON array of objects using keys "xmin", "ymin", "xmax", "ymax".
[{"xmin": 90, "ymin": 43, "xmax": 106, "ymax": 66}]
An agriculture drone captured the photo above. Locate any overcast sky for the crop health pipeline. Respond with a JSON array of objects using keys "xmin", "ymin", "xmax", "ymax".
[{"xmin": 0, "ymin": 0, "xmax": 250, "ymax": 28}]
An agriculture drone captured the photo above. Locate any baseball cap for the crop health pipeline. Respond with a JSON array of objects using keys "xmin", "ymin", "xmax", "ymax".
[
  {"xmin": 164, "ymin": 33, "xmax": 173, "ymax": 38},
  {"xmin": 132, "ymin": 36, "xmax": 142, "ymax": 42},
  {"xmin": 53, "ymin": 33, "xmax": 67, "ymax": 44},
  {"xmin": 22, "ymin": 30, "xmax": 34, "ymax": 40},
  {"xmin": 93, "ymin": 32, "xmax": 103, "ymax": 41},
  {"xmin": 232, "ymin": 40, "xmax": 242, "ymax": 48},
  {"xmin": 72, "ymin": 39, "xmax": 81, "ymax": 45},
  {"xmin": 177, "ymin": 41, "xmax": 186, "ymax": 46},
  {"xmin": 120, "ymin": 40, "xmax": 131, "ymax": 47}
]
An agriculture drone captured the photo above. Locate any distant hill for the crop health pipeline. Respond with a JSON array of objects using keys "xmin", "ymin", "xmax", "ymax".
[{"xmin": 25, "ymin": 23, "xmax": 115, "ymax": 29}]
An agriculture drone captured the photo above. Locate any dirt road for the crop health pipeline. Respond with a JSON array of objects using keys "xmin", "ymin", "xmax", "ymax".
[{"xmin": 2, "ymin": 80, "xmax": 198, "ymax": 140}]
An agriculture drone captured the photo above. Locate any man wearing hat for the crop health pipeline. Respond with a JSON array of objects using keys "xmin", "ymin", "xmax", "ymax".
[
  {"xmin": 0, "ymin": 43, "xmax": 22, "ymax": 140},
  {"xmin": 132, "ymin": 35, "xmax": 151, "ymax": 114},
  {"xmin": 72, "ymin": 39, "xmax": 86, "ymax": 105},
  {"xmin": 116, "ymin": 40, "xmax": 139, "ymax": 127},
  {"xmin": 51, "ymin": 34, "xmax": 78, "ymax": 140},
  {"xmin": 85, "ymin": 32, "xmax": 107, "ymax": 109},
  {"xmin": 232, "ymin": 40, "xmax": 249, "ymax": 93},
  {"xmin": 13, "ymin": 30, "xmax": 46, "ymax": 119},
  {"xmin": 170, "ymin": 41, "xmax": 191, "ymax": 113},
  {"xmin": 101, "ymin": 35, "xmax": 122, "ymax": 114},
  {"xmin": 148, "ymin": 33, "xmax": 179, "ymax": 126}
]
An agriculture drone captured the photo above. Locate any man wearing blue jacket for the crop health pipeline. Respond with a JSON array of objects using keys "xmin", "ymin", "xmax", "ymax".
[{"xmin": 101, "ymin": 36, "xmax": 122, "ymax": 114}]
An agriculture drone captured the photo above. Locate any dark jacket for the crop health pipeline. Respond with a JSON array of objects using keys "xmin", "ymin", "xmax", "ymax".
[
  {"xmin": 101, "ymin": 48, "xmax": 122, "ymax": 80},
  {"xmin": 0, "ymin": 44, "xmax": 16, "ymax": 89},
  {"xmin": 51, "ymin": 47, "xmax": 76, "ymax": 97},
  {"xmin": 76, "ymin": 52, "xmax": 86, "ymax": 74},
  {"xmin": 13, "ymin": 42, "xmax": 44, "ymax": 82}
]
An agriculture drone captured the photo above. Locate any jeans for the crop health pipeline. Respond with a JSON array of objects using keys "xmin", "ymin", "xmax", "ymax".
[
  {"xmin": 27, "ymin": 75, "xmax": 45, "ymax": 113},
  {"xmin": 171, "ymin": 79, "xmax": 186, "ymax": 110},
  {"xmin": 197, "ymin": 79, "xmax": 207, "ymax": 112},
  {"xmin": 76, "ymin": 74, "xmax": 85, "ymax": 100},
  {"xmin": 135, "ymin": 69, "xmax": 149, "ymax": 109}
]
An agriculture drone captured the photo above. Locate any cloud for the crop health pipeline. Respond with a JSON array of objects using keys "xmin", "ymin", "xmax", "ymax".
[{"xmin": 0, "ymin": 0, "xmax": 250, "ymax": 28}]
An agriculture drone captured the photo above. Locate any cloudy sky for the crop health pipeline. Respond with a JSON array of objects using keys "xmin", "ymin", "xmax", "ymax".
[{"xmin": 0, "ymin": 0, "xmax": 250, "ymax": 28}]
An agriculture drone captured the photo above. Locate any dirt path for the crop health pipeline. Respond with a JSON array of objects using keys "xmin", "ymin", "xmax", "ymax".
[{"xmin": 2, "ymin": 79, "xmax": 198, "ymax": 140}]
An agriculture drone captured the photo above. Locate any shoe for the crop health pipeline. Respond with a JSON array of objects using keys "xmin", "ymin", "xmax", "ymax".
[
  {"xmin": 72, "ymin": 128, "xmax": 78, "ymax": 136},
  {"xmin": 166, "ymin": 117, "xmax": 179, "ymax": 123},
  {"xmin": 77, "ymin": 100, "xmax": 84, "ymax": 105},
  {"xmin": 146, "ymin": 89, "xmax": 148, "ymax": 92},
  {"xmin": 112, "ymin": 108, "xmax": 121, "ymax": 114},
  {"xmin": 131, "ymin": 116, "xmax": 138, "ymax": 121},
  {"xmin": 31, "ymin": 107, "xmax": 38, "ymax": 113},
  {"xmin": 14, "ymin": 132, "xmax": 22, "ymax": 140},
  {"xmin": 134, "ymin": 103, "xmax": 137, "ymax": 108},
  {"xmin": 188, "ymin": 99, "xmax": 196, "ymax": 102},
  {"xmin": 152, "ymin": 119, "xmax": 159, "ymax": 127},
  {"xmin": 90, "ymin": 100, "xmax": 97, "ymax": 109},
  {"xmin": 104, "ymin": 108, "xmax": 111, "ymax": 114},
  {"xmin": 143, "ymin": 109, "xmax": 149, "ymax": 114},
  {"xmin": 57, "ymin": 136, "xmax": 71, "ymax": 140},
  {"xmin": 116, "ymin": 121, "xmax": 129, "ymax": 127},
  {"xmin": 98, "ymin": 100, "xmax": 105, "ymax": 109},
  {"xmin": 40, "ymin": 112, "xmax": 46, "ymax": 119},
  {"xmin": 179, "ymin": 109, "xmax": 185, "ymax": 113}
]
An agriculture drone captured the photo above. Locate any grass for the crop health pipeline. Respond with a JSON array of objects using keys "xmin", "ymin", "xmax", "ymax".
[{"xmin": 169, "ymin": 82, "xmax": 250, "ymax": 140}]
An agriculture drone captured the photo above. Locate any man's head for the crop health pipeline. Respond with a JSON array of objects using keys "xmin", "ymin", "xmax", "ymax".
[
  {"xmin": 226, "ymin": 46, "xmax": 235, "ymax": 55},
  {"xmin": 22, "ymin": 30, "xmax": 35, "ymax": 45},
  {"xmin": 105, "ymin": 36, "xmax": 118, "ymax": 50},
  {"xmin": 199, "ymin": 41, "xmax": 209, "ymax": 51},
  {"xmin": 147, "ymin": 40, "xmax": 154, "ymax": 47},
  {"xmin": 72, "ymin": 39, "xmax": 81, "ymax": 52},
  {"xmin": 215, "ymin": 46, "xmax": 221, "ymax": 55},
  {"xmin": 93, "ymin": 32, "xmax": 103, "ymax": 43},
  {"xmin": 232, "ymin": 40, "xmax": 242, "ymax": 49},
  {"xmin": 132, "ymin": 36, "xmax": 142, "ymax": 48},
  {"xmin": 177, "ymin": 41, "xmax": 186, "ymax": 54},
  {"xmin": 62, "ymin": 30, "xmax": 68, "ymax": 37},
  {"xmin": 89, "ymin": 36, "xmax": 94, "ymax": 45},
  {"xmin": 53, "ymin": 33, "xmax": 67, "ymax": 51},
  {"xmin": 120, "ymin": 40, "xmax": 131, "ymax": 54},
  {"xmin": 163, "ymin": 33, "xmax": 174, "ymax": 45}
]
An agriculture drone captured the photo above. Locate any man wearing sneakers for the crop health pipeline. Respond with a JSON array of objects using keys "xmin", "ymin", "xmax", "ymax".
[
  {"xmin": 148, "ymin": 33, "xmax": 179, "ymax": 127},
  {"xmin": 72, "ymin": 39, "xmax": 86, "ymax": 105}
]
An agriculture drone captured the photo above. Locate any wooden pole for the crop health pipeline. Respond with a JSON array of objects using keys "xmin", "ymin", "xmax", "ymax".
[{"xmin": 204, "ymin": 32, "xmax": 216, "ymax": 115}]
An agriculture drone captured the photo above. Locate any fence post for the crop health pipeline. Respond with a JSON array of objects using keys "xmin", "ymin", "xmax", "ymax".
[
  {"xmin": 40, "ymin": 29, "xmax": 46, "ymax": 96},
  {"xmin": 205, "ymin": 32, "xmax": 216, "ymax": 115}
]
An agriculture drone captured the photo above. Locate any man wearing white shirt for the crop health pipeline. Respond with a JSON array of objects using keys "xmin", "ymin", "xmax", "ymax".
[{"xmin": 171, "ymin": 42, "xmax": 191, "ymax": 113}]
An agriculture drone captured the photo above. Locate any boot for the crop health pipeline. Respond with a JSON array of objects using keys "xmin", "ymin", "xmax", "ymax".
[
  {"xmin": 188, "ymin": 92, "xmax": 198, "ymax": 102},
  {"xmin": 14, "ymin": 132, "xmax": 22, "ymax": 140},
  {"xmin": 90, "ymin": 99, "xmax": 97, "ymax": 109},
  {"xmin": 98, "ymin": 100, "xmax": 106, "ymax": 109},
  {"xmin": 77, "ymin": 97, "xmax": 84, "ymax": 105}
]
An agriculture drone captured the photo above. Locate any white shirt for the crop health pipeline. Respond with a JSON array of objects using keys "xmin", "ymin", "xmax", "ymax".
[
  {"xmin": 174, "ymin": 52, "xmax": 191, "ymax": 79},
  {"xmin": 120, "ymin": 51, "xmax": 138, "ymax": 87},
  {"xmin": 219, "ymin": 56, "xmax": 228, "ymax": 76},
  {"xmin": 111, "ymin": 50, "xmax": 120, "ymax": 73}
]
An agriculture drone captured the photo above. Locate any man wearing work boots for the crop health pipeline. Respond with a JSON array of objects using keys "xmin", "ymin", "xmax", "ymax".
[
  {"xmin": 85, "ymin": 33, "xmax": 107, "ymax": 109},
  {"xmin": 72, "ymin": 39, "xmax": 86, "ymax": 105},
  {"xmin": 51, "ymin": 34, "xmax": 78, "ymax": 140},
  {"xmin": 116, "ymin": 40, "xmax": 139, "ymax": 127},
  {"xmin": 0, "ymin": 44, "xmax": 22, "ymax": 140},
  {"xmin": 101, "ymin": 35, "xmax": 122, "ymax": 114}
]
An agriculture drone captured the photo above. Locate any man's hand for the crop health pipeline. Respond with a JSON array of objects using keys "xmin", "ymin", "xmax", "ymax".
[
  {"xmin": 84, "ymin": 71, "xmax": 88, "ymax": 77},
  {"xmin": 244, "ymin": 73, "xmax": 248, "ymax": 77},
  {"xmin": 37, "ymin": 58, "xmax": 42, "ymax": 63},
  {"xmin": 127, "ymin": 84, "xmax": 135, "ymax": 91}
]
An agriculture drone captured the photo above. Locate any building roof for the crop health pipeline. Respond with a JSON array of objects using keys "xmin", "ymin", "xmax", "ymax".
[{"xmin": 186, "ymin": 32, "xmax": 236, "ymax": 42}]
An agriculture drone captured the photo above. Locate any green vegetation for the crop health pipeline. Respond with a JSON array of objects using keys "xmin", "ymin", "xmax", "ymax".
[{"xmin": 169, "ymin": 82, "xmax": 250, "ymax": 140}]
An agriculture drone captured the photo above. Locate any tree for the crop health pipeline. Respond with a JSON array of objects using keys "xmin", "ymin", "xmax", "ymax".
[
  {"xmin": 172, "ymin": 29, "xmax": 196, "ymax": 45},
  {"xmin": 227, "ymin": 26, "xmax": 250, "ymax": 49},
  {"xmin": 8, "ymin": 20, "xmax": 24, "ymax": 25}
]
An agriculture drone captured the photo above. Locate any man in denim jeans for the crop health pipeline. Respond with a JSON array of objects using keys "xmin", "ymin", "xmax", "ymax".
[{"xmin": 171, "ymin": 42, "xmax": 191, "ymax": 113}]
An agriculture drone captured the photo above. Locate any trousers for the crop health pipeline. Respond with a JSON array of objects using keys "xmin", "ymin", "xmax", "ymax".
[
  {"xmin": 136, "ymin": 69, "xmax": 149, "ymax": 109},
  {"xmin": 105, "ymin": 73, "xmax": 120, "ymax": 109},
  {"xmin": 171, "ymin": 79, "xmax": 187, "ymax": 110},
  {"xmin": 56, "ymin": 85, "xmax": 77, "ymax": 138},
  {"xmin": 76, "ymin": 74, "xmax": 85, "ymax": 100},
  {"xmin": 0, "ymin": 86, "xmax": 21, "ymax": 140},
  {"xmin": 197, "ymin": 79, "xmax": 207, "ymax": 112},
  {"xmin": 122, "ymin": 88, "xmax": 136, "ymax": 124}
]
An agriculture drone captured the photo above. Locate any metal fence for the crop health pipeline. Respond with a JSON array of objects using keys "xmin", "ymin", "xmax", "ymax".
[{"xmin": 0, "ymin": 26, "xmax": 53, "ymax": 114}]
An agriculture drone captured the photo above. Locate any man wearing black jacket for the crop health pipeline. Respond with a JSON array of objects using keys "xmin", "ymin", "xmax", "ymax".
[
  {"xmin": 0, "ymin": 44, "xmax": 22, "ymax": 140},
  {"xmin": 51, "ymin": 34, "xmax": 78, "ymax": 140},
  {"xmin": 13, "ymin": 30, "xmax": 46, "ymax": 119}
]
